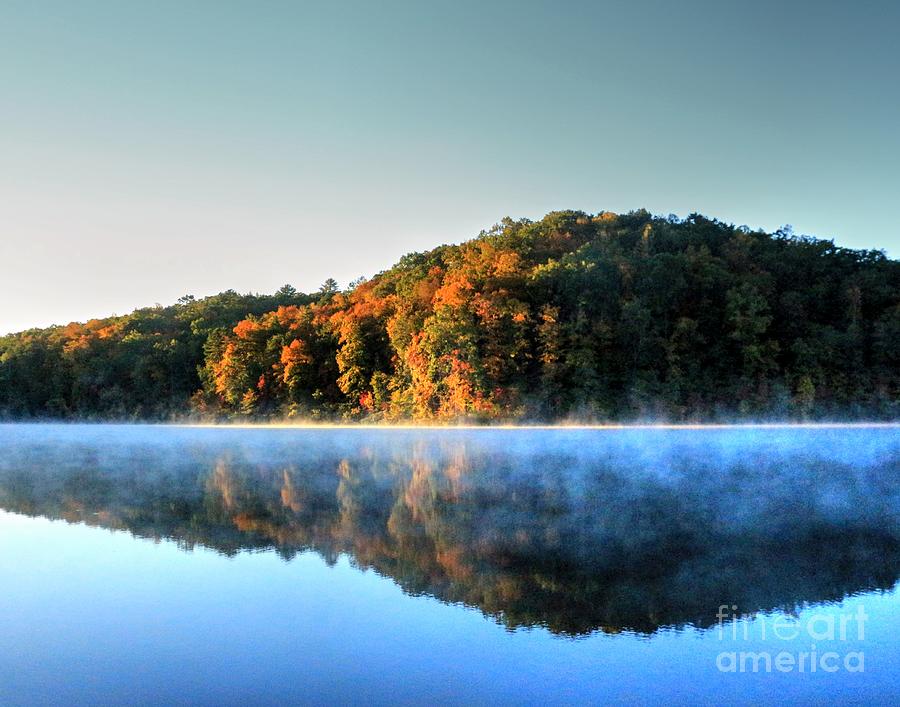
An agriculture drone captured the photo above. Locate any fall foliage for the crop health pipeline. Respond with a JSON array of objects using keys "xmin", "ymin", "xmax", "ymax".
[{"xmin": 1, "ymin": 210, "xmax": 898, "ymax": 421}]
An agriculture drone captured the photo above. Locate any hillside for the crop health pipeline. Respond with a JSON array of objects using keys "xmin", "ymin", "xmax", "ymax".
[{"xmin": 2, "ymin": 210, "xmax": 898, "ymax": 421}]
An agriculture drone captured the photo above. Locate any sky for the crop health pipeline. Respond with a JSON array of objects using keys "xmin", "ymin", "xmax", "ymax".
[{"xmin": 1, "ymin": 0, "xmax": 898, "ymax": 334}]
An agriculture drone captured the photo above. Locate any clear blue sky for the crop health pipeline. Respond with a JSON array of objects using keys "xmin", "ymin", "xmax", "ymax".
[{"xmin": 1, "ymin": 0, "xmax": 897, "ymax": 334}]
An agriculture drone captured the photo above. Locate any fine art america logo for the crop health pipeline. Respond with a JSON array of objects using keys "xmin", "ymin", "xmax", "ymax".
[{"xmin": 715, "ymin": 604, "xmax": 867, "ymax": 674}]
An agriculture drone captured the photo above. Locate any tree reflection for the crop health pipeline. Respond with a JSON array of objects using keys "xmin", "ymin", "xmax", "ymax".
[{"xmin": 1, "ymin": 429, "xmax": 898, "ymax": 636}]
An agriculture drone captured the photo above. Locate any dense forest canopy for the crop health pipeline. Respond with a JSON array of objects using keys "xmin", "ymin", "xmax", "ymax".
[{"xmin": 1, "ymin": 210, "xmax": 898, "ymax": 421}]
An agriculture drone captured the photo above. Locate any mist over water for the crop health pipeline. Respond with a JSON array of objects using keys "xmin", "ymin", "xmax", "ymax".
[{"xmin": 1, "ymin": 424, "xmax": 898, "ymax": 635}]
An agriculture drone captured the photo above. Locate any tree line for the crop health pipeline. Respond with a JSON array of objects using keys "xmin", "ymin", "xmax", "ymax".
[{"xmin": 1, "ymin": 210, "xmax": 898, "ymax": 421}]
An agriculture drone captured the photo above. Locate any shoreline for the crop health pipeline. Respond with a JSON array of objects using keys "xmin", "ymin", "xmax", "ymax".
[{"xmin": 2, "ymin": 421, "xmax": 898, "ymax": 430}]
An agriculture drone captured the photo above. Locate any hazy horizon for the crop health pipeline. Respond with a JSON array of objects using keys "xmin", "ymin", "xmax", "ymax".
[{"xmin": 2, "ymin": 207, "xmax": 896, "ymax": 336}]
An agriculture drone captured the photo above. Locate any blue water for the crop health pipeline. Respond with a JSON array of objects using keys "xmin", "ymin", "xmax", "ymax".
[{"xmin": 0, "ymin": 424, "xmax": 898, "ymax": 705}]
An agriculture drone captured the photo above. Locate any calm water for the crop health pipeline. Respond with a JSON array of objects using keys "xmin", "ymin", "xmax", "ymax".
[{"xmin": 1, "ymin": 424, "xmax": 899, "ymax": 705}]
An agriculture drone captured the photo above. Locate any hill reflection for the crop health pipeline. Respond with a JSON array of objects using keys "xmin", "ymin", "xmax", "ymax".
[{"xmin": 1, "ymin": 426, "xmax": 899, "ymax": 635}]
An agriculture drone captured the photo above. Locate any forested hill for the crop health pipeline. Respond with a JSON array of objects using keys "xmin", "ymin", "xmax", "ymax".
[{"xmin": 2, "ymin": 210, "xmax": 899, "ymax": 422}]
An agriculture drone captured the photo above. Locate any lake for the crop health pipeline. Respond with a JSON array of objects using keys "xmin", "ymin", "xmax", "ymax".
[{"xmin": 1, "ymin": 424, "xmax": 898, "ymax": 705}]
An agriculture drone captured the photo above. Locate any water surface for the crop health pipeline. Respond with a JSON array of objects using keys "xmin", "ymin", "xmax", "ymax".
[{"xmin": 1, "ymin": 424, "xmax": 898, "ymax": 705}]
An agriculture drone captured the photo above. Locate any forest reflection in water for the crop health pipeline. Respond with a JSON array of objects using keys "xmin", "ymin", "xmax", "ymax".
[{"xmin": 1, "ymin": 424, "xmax": 898, "ymax": 636}]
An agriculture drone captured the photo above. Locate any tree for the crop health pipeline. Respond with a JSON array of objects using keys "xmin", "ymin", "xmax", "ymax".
[{"xmin": 1, "ymin": 209, "xmax": 897, "ymax": 421}]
